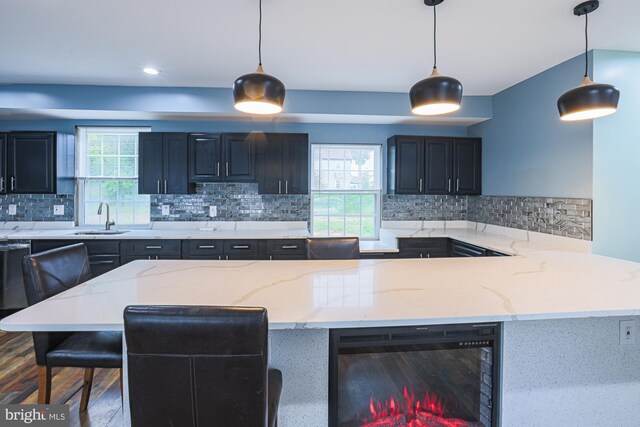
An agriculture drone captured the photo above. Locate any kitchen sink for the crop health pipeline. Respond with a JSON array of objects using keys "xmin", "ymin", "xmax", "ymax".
[{"xmin": 74, "ymin": 230, "xmax": 130, "ymax": 235}]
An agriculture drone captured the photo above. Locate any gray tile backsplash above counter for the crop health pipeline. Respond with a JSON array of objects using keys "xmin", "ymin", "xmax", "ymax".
[{"xmin": 0, "ymin": 190, "xmax": 592, "ymax": 241}]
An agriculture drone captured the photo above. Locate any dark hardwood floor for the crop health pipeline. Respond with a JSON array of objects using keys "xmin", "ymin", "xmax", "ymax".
[{"xmin": 0, "ymin": 331, "xmax": 123, "ymax": 426}]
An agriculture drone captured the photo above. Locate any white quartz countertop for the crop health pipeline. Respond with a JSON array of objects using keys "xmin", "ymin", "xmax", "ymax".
[{"xmin": 3, "ymin": 223, "xmax": 640, "ymax": 332}]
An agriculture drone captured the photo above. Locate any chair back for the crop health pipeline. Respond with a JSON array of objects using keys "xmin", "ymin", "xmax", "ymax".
[
  {"xmin": 21, "ymin": 243, "xmax": 93, "ymax": 365},
  {"xmin": 124, "ymin": 305, "xmax": 270, "ymax": 427},
  {"xmin": 306, "ymin": 237, "xmax": 360, "ymax": 260}
]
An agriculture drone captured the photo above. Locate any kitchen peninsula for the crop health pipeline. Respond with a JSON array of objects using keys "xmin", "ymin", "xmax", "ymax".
[{"xmin": 2, "ymin": 222, "xmax": 639, "ymax": 426}]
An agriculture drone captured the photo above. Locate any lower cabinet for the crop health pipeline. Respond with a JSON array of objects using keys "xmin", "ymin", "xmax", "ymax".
[
  {"xmin": 450, "ymin": 240, "xmax": 487, "ymax": 257},
  {"xmin": 264, "ymin": 239, "xmax": 307, "ymax": 260},
  {"xmin": 360, "ymin": 252, "xmax": 399, "ymax": 259},
  {"xmin": 121, "ymin": 240, "xmax": 182, "ymax": 262},
  {"xmin": 398, "ymin": 238, "xmax": 450, "ymax": 259}
]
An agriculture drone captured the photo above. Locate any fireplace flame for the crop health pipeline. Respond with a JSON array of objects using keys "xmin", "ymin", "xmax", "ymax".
[{"xmin": 357, "ymin": 387, "xmax": 482, "ymax": 427}]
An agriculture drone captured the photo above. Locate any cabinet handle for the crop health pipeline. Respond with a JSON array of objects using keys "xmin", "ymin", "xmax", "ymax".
[
  {"xmin": 226, "ymin": 162, "xmax": 229, "ymax": 177},
  {"xmin": 0, "ymin": 177, "xmax": 4, "ymax": 192},
  {"xmin": 164, "ymin": 180, "xmax": 167, "ymax": 194},
  {"xmin": 90, "ymin": 260, "xmax": 115, "ymax": 265},
  {"xmin": 157, "ymin": 180, "xmax": 160, "ymax": 194},
  {"xmin": 226, "ymin": 255, "xmax": 229, "ymax": 260},
  {"xmin": 285, "ymin": 180, "xmax": 288, "ymax": 194},
  {"xmin": 419, "ymin": 178, "xmax": 423, "ymax": 192},
  {"xmin": 156, "ymin": 256, "xmax": 159, "ymax": 260},
  {"xmin": 456, "ymin": 178, "xmax": 460, "ymax": 192},
  {"xmin": 217, "ymin": 162, "xmax": 220, "ymax": 177},
  {"xmin": 10, "ymin": 177, "xmax": 15, "ymax": 191},
  {"xmin": 232, "ymin": 245, "xmax": 250, "ymax": 249},
  {"xmin": 270, "ymin": 255, "xmax": 273, "ymax": 260},
  {"xmin": 448, "ymin": 178, "xmax": 452, "ymax": 193},
  {"xmin": 278, "ymin": 180, "xmax": 282, "ymax": 194},
  {"xmin": 146, "ymin": 245, "xmax": 162, "ymax": 249},
  {"xmin": 281, "ymin": 245, "xmax": 298, "ymax": 249},
  {"xmin": 198, "ymin": 245, "xmax": 216, "ymax": 249},
  {"xmin": 420, "ymin": 253, "xmax": 423, "ymax": 258}
]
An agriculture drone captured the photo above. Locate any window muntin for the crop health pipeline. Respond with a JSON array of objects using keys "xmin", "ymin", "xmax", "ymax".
[
  {"xmin": 311, "ymin": 144, "xmax": 381, "ymax": 240},
  {"xmin": 76, "ymin": 127, "xmax": 150, "ymax": 226}
]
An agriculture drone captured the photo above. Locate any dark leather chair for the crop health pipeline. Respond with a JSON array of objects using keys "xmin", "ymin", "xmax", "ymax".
[
  {"xmin": 306, "ymin": 237, "xmax": 360, "ymax": 260},
  {"xmin": 21, "ymin": 243, "xmax": 122, "ymax": 411},
  {"xmin": 124, "ymin": 305, "xmax": 283, "ymax": 427}
]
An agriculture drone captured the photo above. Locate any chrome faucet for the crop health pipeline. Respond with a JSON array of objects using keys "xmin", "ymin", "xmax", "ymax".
[{"xmin": 97, "ymin": 202, "xmax": 116, "ymax": 231}]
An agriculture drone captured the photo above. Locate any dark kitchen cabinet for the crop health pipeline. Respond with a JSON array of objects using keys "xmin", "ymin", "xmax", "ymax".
[
  {"xmin": 5, "ymin": 132, "xmax": 74, "ymax": 195},
  {"xmin": 222, "ymin": 133, "xmax": 256, "ymax": 182},
  {"xmin": 0, "ymin": 134, "xmax": 6, "ymax": 194},
  {"xmin": 139, "ymin": 132, "xmax": 191, "ymax": 194},
  {"xmin": 452, "ymin": 139, "xmax": 482, "ymax": 195},
  {"xmin": 265, "ymin": 239, "xmax": 307, "ymax": 260},
  {"xmin": 257, "ymin": 133, "xmax": 309, "ymax": 194},
  {"xmin": 188, "ymin": 133, "xmax": 223, "ymax": 182},
  {"xmin": 387, "ymin": 136, "xmax": 481, "ymax": 196},
  {"xmin": 398, "ymin": 238, "xmax": 450, "ymax": 258},
  {"xmin": 121, "ymin": 239, "xmax": 182, "ymax": 262}
]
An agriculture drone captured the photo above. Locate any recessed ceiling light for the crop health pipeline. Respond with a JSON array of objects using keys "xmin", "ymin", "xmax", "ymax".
[{"xmin": 143, "ymin": 68, "xmax": 160, "ymax": 75}]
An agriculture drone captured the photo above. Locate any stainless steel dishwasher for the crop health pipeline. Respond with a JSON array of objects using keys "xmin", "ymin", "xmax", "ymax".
[{"xmin": 0, "ymin": 242, "xmax": 30, "ymax": 315}]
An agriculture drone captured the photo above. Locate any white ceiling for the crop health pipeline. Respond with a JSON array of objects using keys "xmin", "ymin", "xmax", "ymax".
[{"xmin": 0, "ymin": 0, "xmax": 638, "ymax": 96}]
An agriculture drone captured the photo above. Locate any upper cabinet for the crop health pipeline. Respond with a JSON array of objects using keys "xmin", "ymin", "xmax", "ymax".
[
  {"xmin": 139, "ymin": 132, "xmax": 191, "ymax": 195},
  {"xmin": 387, "ymin": 136, "xmax": 481, "ymax": 196},
  {"xmin": 222, "ymin": 133, "xmax": 257, "ymax": 182},
  {"xmin": 186, "ymin": 133, "xmax": 257, "ymax": 183},
  {"xmin": 1, "ymin": 132, "xmax": 74, "ymax": 195},
  {"xmin": 256, "ymin": 133, "xmax": 309, "ymax": 194}
]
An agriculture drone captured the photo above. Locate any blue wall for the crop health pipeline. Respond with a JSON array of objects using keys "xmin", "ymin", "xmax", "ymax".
[
  {"xmin": 469, "ymin": 54, "xmax": 593, "ymax": 198},
  {"xmin": 592, "ymin": 50, "xmax": 640, "ymax": 262}
]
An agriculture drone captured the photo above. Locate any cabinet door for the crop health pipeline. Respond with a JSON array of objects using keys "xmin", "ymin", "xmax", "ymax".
[
  {"xmin": 188, "ymin": 133, "xmax": 222, "ymax": 182},
  {"xmin": 7, "ymin": 132, "xmax": 56, "ymax": 194},
  {"xmin": 222, "ymin": 133, "xmax": 256, "ymax": 182},
  {"xmin": 138, "ymin": 132, "xmax": 164, "ymax": 194},
  {"xmin": 0, "ymin": 134, "xmax": 6, "ymax": 194},
  {"xmin": 257, "ymin": 133, "xmax": 283, "ymax": 194},
  {"xmin": 163, "ymin": 133, "xmax": 190, "ymax": 194},
  {"xmin": 393, "ymin": 136, "xmax": 424, "ymax": 194},
  {"xmin": 453, "ymin": 139, "xmax": 481, "ymax": 195},
  {"xmin": 283, "ymin": 134, "xmax": 309, "ymax": 194},
  {"xmin": 424, "ymin": 138, "xmax": 452, "ymax": 195}
]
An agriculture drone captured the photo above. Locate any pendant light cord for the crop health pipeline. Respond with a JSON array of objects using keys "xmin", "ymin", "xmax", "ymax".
[
  {"xmin": 583, "ymin": 13, "xmax": 589, "ymax": 78},
  {"xmin": 258, "ymin": 0, "xmax": 263, "ymax": 66},
  {"xmin": 433, "ymin": 5, "xmax": 437, "ymax": 70}
]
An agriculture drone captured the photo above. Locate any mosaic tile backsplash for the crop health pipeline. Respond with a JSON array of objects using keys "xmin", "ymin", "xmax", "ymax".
[
  {"xmin": 151, "ymin": 183, "xmax": 310, "ymax": 222},
  {"xmin": 0, "ymin": 194, "xmax": 74, "ymax": 221},
  {"xmin": 467, "ymin": 196, "xmax": 592, "ymax": 240},
  {"xmin": 383, "ymin": 195, "xmax": 468, "ymax": 221}
]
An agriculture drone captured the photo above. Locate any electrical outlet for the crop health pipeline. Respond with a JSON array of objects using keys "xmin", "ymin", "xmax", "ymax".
[
  {"xmin": 8, "ymin": 205, "xmax": 17, "ymax": 216},
  {"xmin": 53, "ymin": 205, "xmax": 65, "ymax": 216},
  {"xmin": 209, "ymin": 206, "xmax": 217, "ymax": 217},
  {"xmin": 162, "ymin": 205, "xmax": 170, "ymax": 216},
  {"xmin": 620, "ymin": 320, "xmax": 638, "ymax": 345}
]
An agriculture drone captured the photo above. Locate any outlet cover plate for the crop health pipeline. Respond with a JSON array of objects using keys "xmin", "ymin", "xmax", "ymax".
[
  {"xmin": 162, "ymin": 205, "xmax": 170, "ymax": 216},
  {"xmin": 53, "ymin": 205, "xmax": 65, "ymax": 216},
  {"xmin": 209, "ymin": 206, "xmax": 217, "ymax": 217},
  {"xmin": 620, "ymin": 320, "xmax": 638, "ymax": 345},
  {"xmin": 8, "ymin": 205, "xmax": 17, "ymax": 215}
]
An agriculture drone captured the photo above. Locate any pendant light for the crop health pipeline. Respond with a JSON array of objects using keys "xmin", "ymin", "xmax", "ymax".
[
  {"xmin": 410, "ymin": 0, "xmax": 463, "ymax": 116},
  {"xmin": 233, "ymin": 0, "xmax": 285, "ymax": 115},
  {"xmin": 557, "ymin": 0, "xmax": 619, "ymax": 121}
]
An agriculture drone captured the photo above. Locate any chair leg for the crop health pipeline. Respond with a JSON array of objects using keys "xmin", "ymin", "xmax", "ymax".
[
  {"xmin": 37, "ymin": 366, "xmax": 51, "ymax": 404},
  {"xmin": 119, "ymin": 368, "xmax": 123, "ymax": 397},
  {"xmin": 79, "ymin": 368, "xmax": 94, "ymax": 412}
]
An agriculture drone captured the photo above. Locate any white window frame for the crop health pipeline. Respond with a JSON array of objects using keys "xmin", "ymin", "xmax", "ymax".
[
  {"xmin": 311, "ymin": 144, "xmax": 382, "ymax": 240},
  {"xmin": 75, "ymin": 126, "xmax": 151, "ymax": 227}
]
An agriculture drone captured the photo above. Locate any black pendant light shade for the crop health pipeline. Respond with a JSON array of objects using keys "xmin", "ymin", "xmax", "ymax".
[
  {"xmin": 410, "ymin": 69, "xmax": 463, "ymax": 115},
  {"xmin": 558, "ymin": 77, "xmax": 620, "ymax": 121},
  {"xmin": 410, "ymin": 0, "xmax": 463, "ymax": 116},
  {"xmin": 233, "ymin": 65, "xmax": 285, "ymax": 115},
  {"xmin": 557, "ymin": 0, "xmax": 620, "ymax": 121},
  {"xmin": 233, "ymin": 0, "xmax": 285, "ymax": 115}
]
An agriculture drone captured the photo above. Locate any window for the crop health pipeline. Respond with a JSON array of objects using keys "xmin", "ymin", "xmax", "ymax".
[
  {"xmin": 76, "ymin": 127, "xmax": 150, "ymax": 226},
  {"xmin": 311, "ymin": 144, "xmax": 382, "ymax": 240}
]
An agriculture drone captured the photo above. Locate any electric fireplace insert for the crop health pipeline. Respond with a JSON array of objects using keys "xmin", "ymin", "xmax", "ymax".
[{"xmin": 329, "ymin": 323, "xmax": 501, "ymax": 427}]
